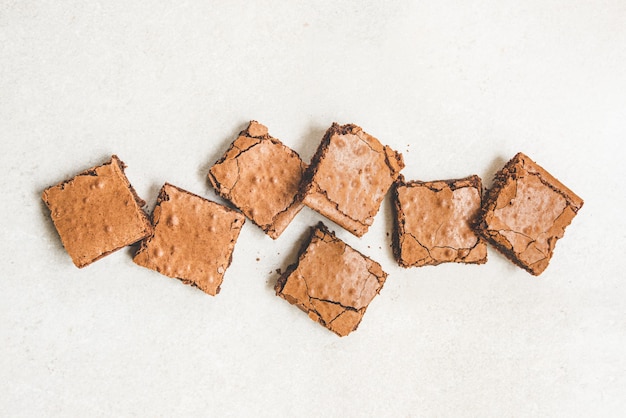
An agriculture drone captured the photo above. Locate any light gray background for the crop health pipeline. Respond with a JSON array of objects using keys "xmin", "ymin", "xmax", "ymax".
[{"xmin": 2, "ymin": 1, "xmax": 625, "ymax": 416}]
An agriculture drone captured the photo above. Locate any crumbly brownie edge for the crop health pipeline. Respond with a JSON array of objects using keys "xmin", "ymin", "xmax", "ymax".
[
  {"xmin": 133, "ymin": 183, "xmax": 171, "ymax": 259},
  {"xmin": 207, "ymin": 138, "xmax": 259, "ymax": 201},
  {"xmin": 296, "ymin": 123, "xmax": 338, "ymax": 203},
  {"xmin": 402, "ymin": 174, "xmax": 482, "ymax": 193},
  {"xmin": 472, "ymin": 155, "xmax": 529, "ymax": 272},
  {"xmin": 390, "ymin": 176, "xmax": 408, "ymax": 267},
  {"xmin": 473, "ymin": 154, "xmax": 524, "ymax": 234},
  {"xmin": 274, "ymin": 223, "xmax": 322, "ymax": 295}
]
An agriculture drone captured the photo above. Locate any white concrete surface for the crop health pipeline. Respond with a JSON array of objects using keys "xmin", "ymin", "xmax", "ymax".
[{"xmin": 1, "ymin": 1, "xmax": 625, "ymax": 416}]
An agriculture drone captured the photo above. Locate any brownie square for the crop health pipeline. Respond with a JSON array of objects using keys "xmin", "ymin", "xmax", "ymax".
[
  {"xmin": 475, "ymin": 153, "xmax": 584, "ymax": 275},
  {"xmin": 392, "ymin": 175, "xmax": 488, "ymax": 267},
  {"xmin": 133, "ymin": 183, "xmax": 245, "ymax": 296},
  {"xmin": 275, "ymin": 222, "xmax": 387, "ymax": 337},
  {"xmin": 300, "ymin": 123, "xmax": 404, "ymax": 237},
  {"xmin": 208, "ymin": 121, "xmax": 306, "ymax": 239},
  {"xmin": 41, "ymin": 155, "xmax": 152, "ymax": 268}
]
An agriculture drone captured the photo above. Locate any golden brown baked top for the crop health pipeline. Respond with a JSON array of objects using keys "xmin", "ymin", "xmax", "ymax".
[
  {"xmin": 394, "ymin": 175, "xmax": 487, "ymax": 267},
  {"xmin": 275, "ymin": 223, "xmax": 387, "ymax": 337},
  {"xmin": 476, "ymin": 152, "xmax": 584, "ymax": 275},
  {"xmin": 133, "ymin": 183, "xmax": 245, "ymax": 296},
  {"xmin": 301, "ymin": 123, "xmax": 404, "ymax": 237},
  {"xmin": 208, "ymin": 121, "xmax": 306, "ymax": 239},
  {"xmin": 41, "ymin": 155, "xmax": 152, "ymax": 268}
]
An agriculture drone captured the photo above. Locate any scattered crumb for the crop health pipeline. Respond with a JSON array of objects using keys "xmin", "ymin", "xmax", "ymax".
[
  {"xmin": 256, "ymin": 257, "xmax": 260, "ymax": 262},
  {"xmin": 275, "ymin": 268, "xmax": 282, "ymax": 275}
]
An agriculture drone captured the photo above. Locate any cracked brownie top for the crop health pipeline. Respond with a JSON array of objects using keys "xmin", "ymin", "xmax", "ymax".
[
  {"xmin": 275, "ymin": 222, "xmax": 387, "ymax": 337},
  {"xmin": 300, "ymin": 123, "xmax": 404, "ymax": 237},
  {"xmin": 475, "ymin": 152, "xmax": 583, "ymax": 275},
  {"xmin": 208, "ymin": 121, "xmax": 306, "ymax": 239},
  {"xmin": 392, "ymin": 175, "xmax": 487, "ymax": 267}
]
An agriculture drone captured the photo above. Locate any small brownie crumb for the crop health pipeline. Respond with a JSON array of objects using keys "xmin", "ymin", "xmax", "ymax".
[
  {"xmin": 133, "ymin": 183, "xmax": 245, "ymax": 296},
  {"xmin": 208, "ymin": 121, "xmax": 306, "ymax": 239},
  {"xmin": 41, "ymin": 155, "xmax": 152, "ymax": 268},
  {"xmin": 392, "ymin": 175, "xmax": 487, "ymax": 267},
  {"xmin": 299, "ymin": 123, "xmax": 404, "ymax": 237},
  {"xmin": 275, "ymin": 222, "xmax": 387, "ymax": 337},
  {"xmin": 475, "ymin": 153, "xmax": 583, "ymax": 275}
]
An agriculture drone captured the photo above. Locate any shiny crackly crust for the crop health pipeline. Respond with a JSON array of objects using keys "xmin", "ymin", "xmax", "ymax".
[
  {"xmin": 208, "ymin": 121, "xmax": 306, "ymax": 239},
  {"xmin": 474, "ymin": 152, "xmax": 583, "ymax": 275},
  {"xmin": 275, "ymin": 222, "xmax": 387, "ymax": 337},
  {"xmin": 133, "ymin": 183, "xmax": 245, "ymax": 296},
  {"xmin": 41, "ymin": 155, "xmax": 152, "ymax": 268},
  {"xmin": 299, "ymin": 123, "xmax": 404, "ymax": 237},
  {"xmin": 392, "ymin": 174, "xmax": 487, "ymax": 267}
]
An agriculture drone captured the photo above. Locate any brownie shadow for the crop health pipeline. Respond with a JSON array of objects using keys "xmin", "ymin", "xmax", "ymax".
[
  {"xmin": 481, "ymin": 155, "xmax": 507, "ymax": 190},
  {"xmin": 38, "ymin": 193, "xmax": 68, "ymax": 259},
  {"xmin": 294, "ymin": 123, "xmax": 328, "ymax": 164},
  {"xmin": 125, "ymin": 180, "xmax": 162, "ymax": 260},
  {"xmin": 265, "ymin": 225, "xmax": 312, "ymax": 291},
  {"xmin": 197, "ymin": 120, "xmax": 250, "ymax": 198},
  {"xmin": 382, "ymin": 191, "xmax": 398, "ymax": 263}
]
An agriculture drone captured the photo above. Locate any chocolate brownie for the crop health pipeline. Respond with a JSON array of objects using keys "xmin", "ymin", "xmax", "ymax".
[
  {"xmin": 299, "ymin": 123, "xmax": 404, "ymax": 237},
  {"xmin": 133, "ymin": 183, "xmax": 245, "ymax": 296},
  {"xmin": 208, "ymin": 121, "xmax": 306, "ymax": 239},
  {"xmin": 392, "ymin": 175, "xmax": 487, "ymax": 267},
  {"xmin": 475, "ymin": 152, "xmax": 584, "ymax": 275},
  {"xmin": 275, "ymin": 222, "xmax": 387, "ymax": 337},
  {"xmin": 41, "ymin": 155, "xmax": 152, "ymax": 268}
]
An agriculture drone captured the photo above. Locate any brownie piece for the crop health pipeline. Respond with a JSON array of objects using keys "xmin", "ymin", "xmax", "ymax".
[
  {"xmin": 208, "ymin": 121, "xmax": 306, "ymax": 239},
  {"xmin": 275, "ymin": 222, "xmax": 388, "ymax": 337},
  {"xmin": 41, "ymin": 155, "xmax": 152, "ymax": 268},
  {"xmin": 475, "ymin": 152, "xmax": 583, "ymax": 275},
  {"xmin": 299, "ymin": 123, "xmax": 404, "ymax": 237},
  {"xmin": 133, "ymin": 183, "xmax": 245, "ymax": 296},
  {"xmin": 392, "ymin": 175, "xmax": 488, "ymax": 267}
]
